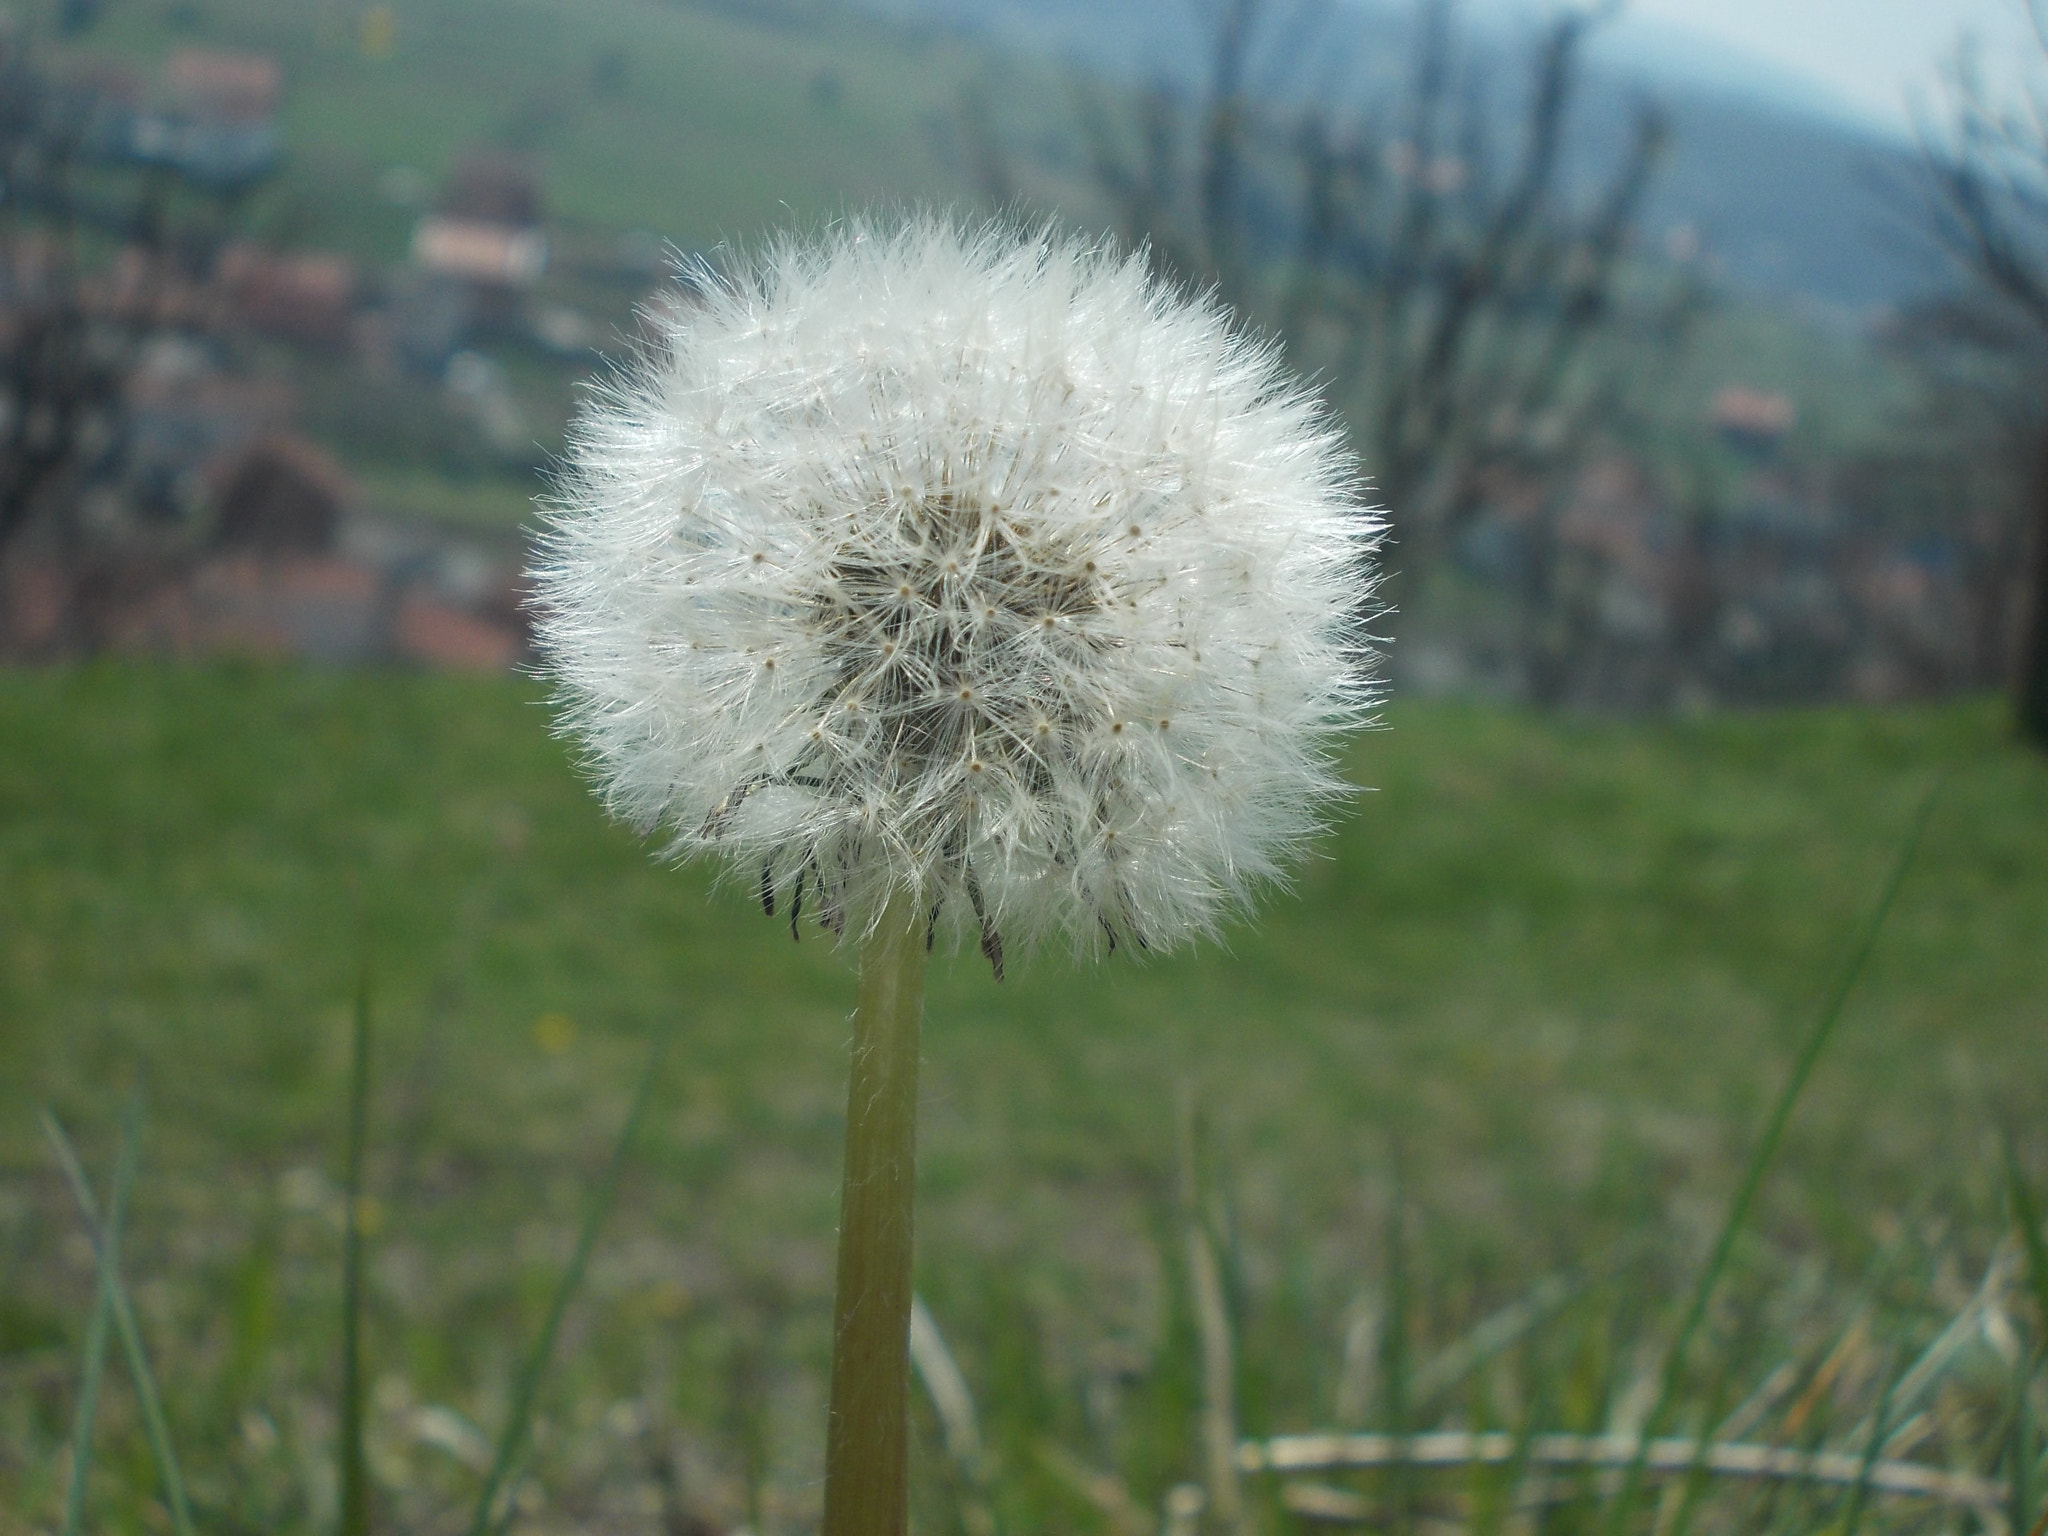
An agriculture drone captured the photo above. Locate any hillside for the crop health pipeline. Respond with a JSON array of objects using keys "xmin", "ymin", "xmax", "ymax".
[
  {"xmin": 42, "ymin": 0, "xmax": 1953, "ymax": 314},
  {"xmin": 863, "ymin": 0, "xmax": 1954, "ymax": 315},
  {"xmin": 26, "ymin": 0, "xmax": 1932, "ymax": 496},
  {"xmin": 43, "ymin": 0, "xmax": 1018, "ymax": 259}
]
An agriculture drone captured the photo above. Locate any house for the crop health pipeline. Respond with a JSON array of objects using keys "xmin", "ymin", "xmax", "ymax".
[
  {"xmin": 121, "ymin": 336, "xmax": 295, "ymax": 519},
  {"xmin": 205, "ymin": 435, "xmax": 353, "ymax": 552},
  {"xmin": 411, "ymin": 150, "xmax": 548, "ymax": 288},
  {"xmin": 116, "ymin": 48, "xmax": 282, "ymax": 189},
  {"xmin": 396, "ymin": 150, "xmax": 550, "ymax": 368},
  {"xmin": 1710, "ymin": 386, "xmax": 1796, "ymax": 458},
  {"xmin": 162, "ymin": 47, "xmax": 280, "ymax": 123},
  {"xmin": 215, "ymin": 244, "xmax": 358, "ymax": 349},
  {"xmin": 410, "ymin": 219, "xmax": 548, "ymax": 288}
]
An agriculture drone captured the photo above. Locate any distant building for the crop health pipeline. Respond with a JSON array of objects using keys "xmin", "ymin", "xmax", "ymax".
[
  {"xmin": 182, "ymin": 554, "xmax": 386, "ymax": 663},
  {"xmin": 215, "ymin": 244, "xmax": 357, "ymax": 348},
  {"xmin": 412, "ymin": 150, "xmax": 547, "ymax": 287},
  {"xmin": 102, "ymin": 47, "xmax": 282, "ymax": 188},
  {"xmin": 206, "ymin": 435, "xmax": 353, "ymax": 553},
  {"xmin": 410, "ymin": 219, "xmax": 548, "ymax": 287},
  {"xmin": 397, "ymin": 149, "xmax": 549, "ymax": 369},
  {"xmin": 121, "ymin": 336, "xmax": 295, "ymax": 517},
  {"xmin": 1710, "ymin": 386, "xmax": 1797, "ymax": 458},
  {"xmin": 392, "ymin": 589, "xmax": 522, "ymax": 670},
  {"xmin": 162, "ymin": 47, "xmax": 280, "ymax": 123},
  {"xmin": 439, "ymin": 150, "xmax": 542, "ymax": 226}
]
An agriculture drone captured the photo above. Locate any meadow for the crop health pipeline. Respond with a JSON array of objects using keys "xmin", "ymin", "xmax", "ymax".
[{"xmin": 1, "ymin": 664, "xmax": 2045, "ymax": 1532}]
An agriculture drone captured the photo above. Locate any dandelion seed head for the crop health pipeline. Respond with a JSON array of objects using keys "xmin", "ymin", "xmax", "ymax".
[{"xmin": 532, "ymin": 216, "xmax": 1381, "ymax": 956}]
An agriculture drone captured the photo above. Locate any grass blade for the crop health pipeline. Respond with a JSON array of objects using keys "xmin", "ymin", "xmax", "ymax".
[
  {"xmin": 1241, "ymin": 1428, "xmax": 2005, "ymax": 1508},
  {"xmin": 54, "ymin": 1096, "xmax": 141, "ymax": 1536},
  {"xmin": 340, "ymin": 965, "xmax": 375, "ymax": 1536},
  {"xmin": 465, "ymin": 1016, "xmax": 675, "ymax": 1536},
  {"xmin": 1599, "ymin": 774, "xmax": 1944, "ymax": 1536},
  {"xmin": 2004, "ymin": 1133, "xmax": 2048, "ymax": 1345},
  {"xmin": 1178, "ymin": 1091, "xmax": 1245, "ymax": 1536},
  {"xmin": 1470, "ymin": 1380, "xmax": 1544, "ymax": 1536},
  {"xmin": 1409, "ymin": 1272, "xmax": 1576, "ymax": 1411},
  {"xmin": 44, "ymin": 1106, "xmax": 197, "ymax": 1536},
  {"xmin": 910, "ymin": 1294, "xmax": 998, "ymax": 1536},
  {"xmin": 1660, "ymin": 1322, "xmax": 1754, "ymax": 1536},
  {"xmin": 2006, "ymin": 1341, "xmax": 2036, "ymax": 1536},
  {"xmin": 1382, "ymin": 1152, "xmax": 1415, "ymax": 1536},
  {"xmin": 2005, "ymin": 1134, "xmax": 2048, "ymax": 1536},
  {"xmin": 1838, "ymin": 1346, "xmax": 1907, "ymax": 1536}
]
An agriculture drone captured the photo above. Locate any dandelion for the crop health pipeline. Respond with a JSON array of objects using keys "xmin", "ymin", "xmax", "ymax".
[{"xmin": 531, "ymin": 217, "xmax": 1379, "ymax": 1536}]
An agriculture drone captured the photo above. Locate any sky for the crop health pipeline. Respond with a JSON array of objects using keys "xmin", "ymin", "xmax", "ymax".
[{"xmin": 1585, "ymin": 0, "xmax": 2040, "ymax": 137}]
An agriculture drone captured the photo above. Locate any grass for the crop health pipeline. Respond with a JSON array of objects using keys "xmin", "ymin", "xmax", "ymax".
[
  {"xmin": 0, "ymin": 665, "xmax": 2045, "ymax": 1531},
  {"xmin": 353, "ymin": 468, "xmax": 543, "ymax": 540},
  {"xmin": 43, "ymin": 1101, "xmax": 193, "ymax": 1535}
]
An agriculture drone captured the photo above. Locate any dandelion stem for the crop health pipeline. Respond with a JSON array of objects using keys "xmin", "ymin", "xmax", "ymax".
[{"xmin": 824, "ymin": 887, "xmax": 930, "ymax": 1536}]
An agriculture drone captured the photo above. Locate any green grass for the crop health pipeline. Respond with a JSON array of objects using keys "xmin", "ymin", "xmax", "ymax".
[
  {"xmin": 2, "ymin": 669, "xmax": 2045, "ymax": 1531},
  {"xmin": 355, "ymin": 467, "xmax": 543, "ymax": 538}
]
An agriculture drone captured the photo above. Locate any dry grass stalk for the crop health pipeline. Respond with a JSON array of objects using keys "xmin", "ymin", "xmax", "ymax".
[
  {"xmin": 909, "ymin": 1295, "xmax": 997, "ymax": 1536},
  {"xmin": 1237, "ymin": 1429, "xmax": 2006, "ymax": 1512},
  {"xmin": 1189, "ymin": 1216, "xmax": 1243, "ymax": 1531},
  {"xmin": 1180, "ymin": 1093, "xmax": 1246, "ymax": 1535}
]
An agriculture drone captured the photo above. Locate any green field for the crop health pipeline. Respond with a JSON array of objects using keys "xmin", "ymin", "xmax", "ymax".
[{"xmin": 1, "ymin": 665, "xmax": 2045, "ymax": 1531}]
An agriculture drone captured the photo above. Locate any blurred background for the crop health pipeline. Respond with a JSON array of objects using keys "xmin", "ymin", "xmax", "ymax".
[
  {"xmin": 2, "ymin": 0, "xmax": 2046, "ymax": 712},
  {"xmin": 1, "ymin": 0, "xmax": 2046, "ymax": 1532}
]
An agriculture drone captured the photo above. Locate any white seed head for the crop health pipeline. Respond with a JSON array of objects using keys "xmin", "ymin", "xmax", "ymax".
[{"xmin": 531, "ymin": 218, "xmax": 1381, "ymax": 956}]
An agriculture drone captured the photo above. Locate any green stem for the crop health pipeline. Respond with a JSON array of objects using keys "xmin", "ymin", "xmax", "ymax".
[{"xmin": 823, "ymin": 887, "xmax": 931, "ymax": 1536}]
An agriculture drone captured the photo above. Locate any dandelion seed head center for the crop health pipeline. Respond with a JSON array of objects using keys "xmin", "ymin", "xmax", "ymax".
[{"xmin": 803, "ymin": 488, "xmax": 1106, "ymax": 797}]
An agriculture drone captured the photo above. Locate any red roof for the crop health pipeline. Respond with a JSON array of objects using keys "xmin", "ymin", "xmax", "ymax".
[{"xmin": 162, "ymin": 48, "xmax": 282, "ymax": 124}]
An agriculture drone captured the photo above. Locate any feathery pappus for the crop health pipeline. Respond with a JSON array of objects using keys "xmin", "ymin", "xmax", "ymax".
[{"xmin": 531, "ymin": 217, "xmax": 1381, "ymax": 970}]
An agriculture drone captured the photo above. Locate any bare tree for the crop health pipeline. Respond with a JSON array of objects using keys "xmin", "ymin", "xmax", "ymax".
[
  {"xmin": 0, "ymin": 37, "xmax": 124, "ymax": 556},
  {"xmin": 0, "ymin": 29, "xmax": 240, "ymax": 652},
  {"xmin": 1920, "ymin": 0, "xmax": 2048, "ymax": 744},
  {"xmin": 1845, "ymin": 298, "xmax": 2045, "ymax": 696},
  {"xmin": 1005, "ymin": 0, "xmax": 1691, "ymax": 698}
]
